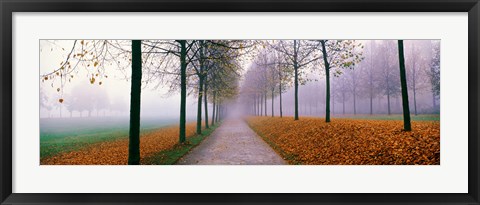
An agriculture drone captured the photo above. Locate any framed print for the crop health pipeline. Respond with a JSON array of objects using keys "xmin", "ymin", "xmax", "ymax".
[{"xmin": 1, "ymin": 0, "xmax": 479, "ymax": 204}]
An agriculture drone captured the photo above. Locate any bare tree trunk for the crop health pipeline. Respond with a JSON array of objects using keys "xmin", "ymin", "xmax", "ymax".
[
  {"xmin": 212, "ymin": 92, "xmax": 216, "ymax": 125},
  {"xmin": 128, "ymin": 40, "xmax": 142, "ymax": 165},
  {"xmin": 271, "ymin": 88, "xmax": 274, "ymax": 117},
  {"xmin": 411, "ymin": 44, "xmax": 418, "ymax": 115},
  {"xmin": 332, "ymin": 85, "xmax": 335, "ymax": 115},
  {"xmin": 264, "ymin": 92, "xmax": 267, "ymax": 116},
  {"xmin": 398, "ymin": 40, "xmax": 412, "ymax": 131},
  {"xmin": 309, "ymin": 100, "xmax": 312, "ymax": 115},
  {"xmin": 294, "ymin": 40, "xmax": 299, "ymax": 121},
  {"xmin": 196, "ymin": 75, "xmax": 204, "ymax": 135},
  {"xmin": 279, "ymin": 70, "xmax": 283, "ymax": 118},
  {"xmin": 353, "ymin": 83, "xmax": 357, "ymax": 115},
  {"xmin": 321, "ymin": 40, "xmax": 331, "ymax": 122},
  {"xmin": 369, "ymin": 43, "xmax": 374, "ymax": 115},
  {"xmin": 179, "ymin": 40, "xmax": 187, "ymax": 143},
  {"xmin": 204, "ymin": 81, "xmax": 209, "ymax": 129},
  {"xmin": 253, "ymin": 94, "xmax": 256, "ymax": 116},
  {"xmin": 413, "ymin": 87, "xmax": 417, "ymax": 115},
  {"xmin": 387, "ymin": 91, "xmax": 391, "ymax": 115},
  {"xmin": 370, "ymin": 90, "xmax": 373, "ymax": 115},
  {"xmin": 215, "ymin": 102, "xmax": 219, "ymax": 123},
  {"xmin": 260, "ymin": 94, "xmax": 263, "ymax": 116},
  {"xmin": 258, "ymin": 94, "xmax": 260, "ymax": 116}
]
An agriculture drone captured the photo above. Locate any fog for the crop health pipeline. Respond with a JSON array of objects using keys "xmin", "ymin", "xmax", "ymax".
[
  {"xmin": 40, "ymin": 40, "xmax": 439, "ymax": 124},
  {"xmin": 40, "ymin": 40, "xmax": 209, "ymax": 121},
  {"xmin": 239, "ymin": 40, "xmax": 440, "ymax": 117}
]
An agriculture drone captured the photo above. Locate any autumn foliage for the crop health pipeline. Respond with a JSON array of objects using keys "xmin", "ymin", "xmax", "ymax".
[
  {"xmin": 246, "ymin": 117, "xmax": 440, "ymax": 165},
  {"xmin": 41, "ymin": 123, "xmax": 196, "ymax": 165}
]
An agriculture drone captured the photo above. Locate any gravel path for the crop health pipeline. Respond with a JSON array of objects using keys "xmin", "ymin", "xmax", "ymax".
[{"xmin": 176, "ymin": 118, "xmax": 286, "ymax": 165}]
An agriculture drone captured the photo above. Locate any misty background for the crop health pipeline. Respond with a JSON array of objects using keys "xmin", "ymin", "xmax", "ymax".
[
  {"xmin": 40, "ymin": 40, "xmax": 208, "ymax": 121},
  {"xmin": 40, "ymin": 40, "xmax": 439, "ymax": 123}
]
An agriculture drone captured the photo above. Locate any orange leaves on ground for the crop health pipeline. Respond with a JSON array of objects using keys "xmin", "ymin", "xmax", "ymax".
[
  {"xmin": 246, "ymin": 117, "xmax": 440, "ymax": 165},
  {"xmin": 41, "ymin": 123, "xmax": 196, "ymax": 165}
]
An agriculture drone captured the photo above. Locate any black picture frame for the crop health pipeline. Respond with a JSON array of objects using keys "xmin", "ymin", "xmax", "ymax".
[{"xmin": 1, "ymin": 0, "xmax": 479, "ymax": 204}]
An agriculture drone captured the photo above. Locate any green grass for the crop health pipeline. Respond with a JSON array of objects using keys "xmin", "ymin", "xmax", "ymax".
[
  {"xmin": 40, "ymin": 117, "xmax": 177, "ymax": 159},
  {"xmin": 332, "ymin": 114, "xmax": 440, "ymax": 121},
  {"xmin": 142, "ymin": 123, "xmax": 221, "ymax": 165},
  {"xmin": 40, "ymin": 127, "xmax": 165, "ymax": 159}
]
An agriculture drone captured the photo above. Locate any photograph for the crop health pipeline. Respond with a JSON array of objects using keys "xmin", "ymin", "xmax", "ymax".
[{"xmin": 39, "ymin": 39, "xmax": 440, "ymax": 165}]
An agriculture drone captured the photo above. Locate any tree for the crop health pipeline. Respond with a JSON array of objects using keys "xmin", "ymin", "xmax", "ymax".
[
  {"xmin": 94, "ymin": 92, "xmax": 110, "ymax": 117},
  {"xmin": 317, "ymin": 40, "xmax": 363, "ymax": 122},
  {"xmin": 346, "ymin": 67, "xmax": 359, "ymax": 115},
  {"xmin": 40, "ymin": 40, "xmax": 113, "ymax": 104},
  {"xmin": 178, "ymin": 40, "xmax": 188, "ymax": 143},
  {"xmin": 378, "ymin": 40, "xmax": 400, "ymax": 115},
  {"xmin": 429, "ymin": 40, "xmax": 440, "ymax": 112},
  {"xmin": 64, "ymin": 84, "xmax": 109, "ymax": 118},
  {"xmin": 359, "ymin": 41, "xmax": 378, "ymax": 115},
  {"xmin": 208, "ymin": 58, "xmax": 241, "ymax": 121},
  {"xmin": 254, "ymin": 49, "xmax": 280, "ymax": 117},
  {"xmin": 398, "ymin": 40, "xmax": 412, "ymax": 131},
  {"xmin": 242, "ymin": 45, "xmax": 291, "ymax": 118},
  {"xmin": 110, "ymin": 97, "xmax": 127, "ymax": 116},
  {"xmin": 272, "ymin": 40, "xmax": 318, "ymax": 120},
  {"xmin": 145, "ymin": 40, "xmax": 200, "ymax": 143},
  {"xmin": 404, "ymin": 41, "xmax": 430, "ymax": 116},
  {"xmin": 128, "ymin": 40, "xmax": 142, "ymax": 165},
  {"xmin": 275, "ymin": 51, "xmax": 294, "ymax": 118},
  {"xmin": 332, "ymin": 74, "xmax": 350, "ymax": 115},
  {"xmin": 194, "ymin": 40, "xmax": 206, "ymax": 134}
]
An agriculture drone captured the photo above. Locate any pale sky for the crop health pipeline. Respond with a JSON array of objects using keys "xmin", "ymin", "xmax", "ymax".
[{"xmin": 39, "ymin": 40, "xmax": 203, "ymax": 119}]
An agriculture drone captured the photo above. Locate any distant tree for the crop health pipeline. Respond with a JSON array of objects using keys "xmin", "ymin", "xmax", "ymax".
[
  {"xmin": 358, "ymin": 41, "xmax": 379, "ymax": 115},
  {"xmin": 254, "ymin": 49, "xmax": 279, "ymax": 117},
  {"xmin": 275, "ymin": 51, "xmax": 294, "ymax": 118},
  {"xmin": 64, "ymin": 83, "xmax": 109, "ymax": 118},
  {"xmin": 110, "ymin": 97, "xmax": 127, "ymax": 116},
  {"xmin": 346, "ymin": 67, "xmax": 359, "ymax": 115},
  {"xmin": 332, "ymin": 74, "xmax": 350, "ymax": 115},
  {"xmin": 40, "ymin": 87, "xmax": 53, "ymax": 118},
  {"xmin": 94, "ymin": 92, "xmax": 110, "ymax": 116},
  {"xmin": 378, "ymin": 40, "xmax": 401, "ymax": 115},
  {"xmin": 429, "ymin": 40, "xmax": 440, "ymax": 112},
  {"xmin": 207, "ymin": 58, "xmax": 241, "ymax": 121},
  {"xmin": 317, "ymin": 40, "xmax": 364, "ymax": 122},
  {"xmin": 190, "ymin": 40, "xmax": 249, "ymax": 134},
  {"xmin": 405, "ymin": 41, "xmax": 430, "ymax": 115},
  {"xmin": 272, "ymin": 40, "xmax": 318, "ymax": 120}
]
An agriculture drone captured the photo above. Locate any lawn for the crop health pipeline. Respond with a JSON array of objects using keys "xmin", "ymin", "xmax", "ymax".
[
  {"xmin": 246, "ymin": 116, "xmax": 440, "ymax": 165},
  {"xmin": 40, "ymin": 117, "xmax": 178, "ymax": 159},
  {"xmin": 40, "ymin": 117, "xmax": 219, "ymax": 165}
]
